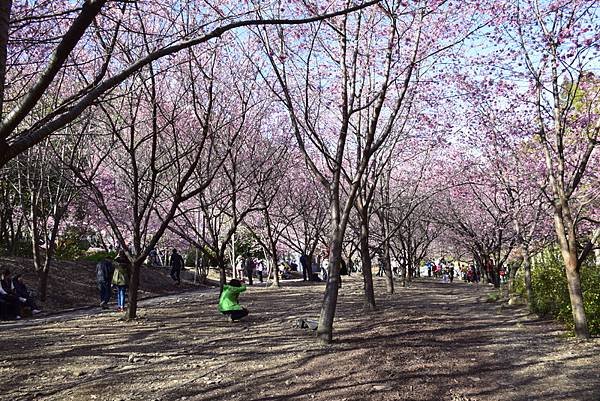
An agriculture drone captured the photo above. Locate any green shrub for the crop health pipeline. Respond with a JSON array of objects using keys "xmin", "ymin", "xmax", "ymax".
[
  {"xmin": 83, "ymin": 251, "xmax": 117, "ymax": 263},
  {"xmin": 581, "ymin": 265, "xmax": 600, "ymax": 334},
  {"xmin": 515, "ymin": 249, "xmax": 600, "ymax": 335},
  {"xmin": 0, "ymin": 238, "xmax": 33, "ymax": 257},
  {"xmin": 55, "ymin": 226, "xmax": 92, "ymax": 260},
  {"xmin": 486, "ymin": 290, "xmax": 501, "ymax": 303}
]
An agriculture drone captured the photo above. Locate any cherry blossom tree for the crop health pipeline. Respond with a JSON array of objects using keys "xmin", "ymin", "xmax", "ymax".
[
  {"xmin": 11, "ymin": 138, "xmax": 83, "ymax": 300},
  {"xmin": 68, "ymin": 44, "xmax": 230, "ymax": 318},
  {"xmin": 467, "ymin": 0, "xmax": 600, "ymax": 337},
  {"xmin": 0, "ymin": 0, "xmax": 382, "ymax": 168}
]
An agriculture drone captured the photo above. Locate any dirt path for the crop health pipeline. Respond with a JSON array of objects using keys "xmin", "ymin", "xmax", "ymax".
[{"xmin": 1, "ymin": 276, "xmax": 598, "ymax": 401}]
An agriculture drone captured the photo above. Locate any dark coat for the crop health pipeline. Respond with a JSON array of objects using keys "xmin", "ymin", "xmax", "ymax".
[{"xmin": 95, "ymin": 260, "xmax": 114, "ymax": 284}]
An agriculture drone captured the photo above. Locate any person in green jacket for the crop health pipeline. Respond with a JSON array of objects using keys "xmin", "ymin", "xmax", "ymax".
[
  {"xmin": 112, "ymin": 250, "xmax": 130, "ymax": 312},
  {"xmin": 218, "ymin": 279, "xmax": 248, "ymax": 322}
]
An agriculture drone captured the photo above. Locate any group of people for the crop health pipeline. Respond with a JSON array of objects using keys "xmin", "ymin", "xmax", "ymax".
[
  {"xmin": 95, "ymin": 250, "xmax": 131, "ymax": 311},
  {"xmin": 0, "ymin": 269, "xmax": 40, "ymax": 320},
  {"xmin": 236, "ymin": 256, "xmax": 265, "ymax": 285},
  {"xmin": 464, "ymin": 265, "xmax": 482, "ymax": 283},
  {"xmin": 426, "ymin": 260, "xmax": 455, "ymax": 283},
  {"xmin": 95, "ymin": 248, "xmax": 186, "ymax": 312}
]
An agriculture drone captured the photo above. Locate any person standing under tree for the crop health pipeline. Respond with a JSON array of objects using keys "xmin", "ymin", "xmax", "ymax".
[
  {"xmin": 170, "ymin": 249, "xmax": 184, "ymax": 285},
  {"xmin": 112, "ymin": 251, "xmax": 130, "ymax": 312},
  {"xmin": 256, "ymin": 259, "xmax": 265, "ymax": 283},
  {"xmin": 96, "ymin": 257, "xmax": 114, "ymax": 309},
  {"xmin": 244, "ymin": 256, "xmax": 255, "ymax": 285},
  {"xmin": 300, "ymin": 254, "xmax": 309, "ymax": 281}
]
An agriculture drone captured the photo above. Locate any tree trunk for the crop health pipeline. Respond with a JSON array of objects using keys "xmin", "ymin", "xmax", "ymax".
[
  {"xmin": 37, "ymin": 215, "xmax": 61, "ymax": 302},
  {"xmin": 0, "ymin": 0, "xmax": 12, "ymax": 121},
  {"xmin": 359, "ymin": 209, "xmax": 376, "ymax": 310},
  {"xmin": 562, "ymin": 247, "xmax": 589, "ymax": 338},
  {"xmin": 270, "ymin": 245, "xmax": 280, "ymax": 288},
  {"xmin": 553, "ymin": 199, "xmax": 589, "ymax": 338},
  {"xmin": 383, "ymin": 239, "xmax": 394, "ymax": 294},
  {"xmin": 217, "ymin": 254, "xmax": 227, "ymax": 291},
  {"xmin": 520, "ymin": 245, "xmax": 534, "ymax": 312},
  {"xmin": 491, "ymin": 262, "xmax": 500, "ymax": 288},
  {"xmin": 126, "ymin": 259, "xmax": 143, "ymax": 320},
  {"xmin": 30, "ymin": 202, "xmax": 46, "ymax": 300},
  {"xmin": 400, "ymin": 261, "xmax": 407, "ymax": 288},
  {"xmin": 37, "ymin": 265, "xmax": 49, "ymax": 302},
  {"xmin": 316, "ymin": 228, "xmax": 343, "ymax": 344},
  {"xmin": 507, "ymin": 260, "xmax": 519, "ymax": 295}
]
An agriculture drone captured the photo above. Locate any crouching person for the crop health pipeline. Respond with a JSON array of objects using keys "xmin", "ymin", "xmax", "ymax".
[{"xmin": 218, "ymin": 279, "xmax": 248, "ymax": 322}]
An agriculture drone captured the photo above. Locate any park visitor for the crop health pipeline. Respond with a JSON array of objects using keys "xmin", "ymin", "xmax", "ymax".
[
  {"xmin": 170, "ymin": 249, "xmax": 184, "ymax": 285},
  {"xmin": 300, "ymin": 254, "xmax": 309, "ymax": 281},
  {"xmin": 0, "ymin": 269, "xmax": 22, "ymax": 320},
  {"xmin": 96, "ymin": 257, "xmax": 114, "ymax": 309},
  {"xmin": 244, "ymin": 256, "xmax": 255, "ymax": 285},
  {"xmin": 112, "ymin": 251, "xmax": 129, "ymax": 312},
  {"xmin": 256, "ymin": 259, "xmax": 265, "ymax": 283},
  {"xmin": 218, "ymin": 279, "xmax": 249, "ymax": 322},
  {"xmin": 12, "ymin": 274, "xmax": 40, "ymax": 313}
]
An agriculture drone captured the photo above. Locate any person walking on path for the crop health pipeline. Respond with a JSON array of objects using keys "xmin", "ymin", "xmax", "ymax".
[
  {"xmin": 96, "ymin": 258, "xmax": 114, "ymax": 309},
  {"xmin": 112, "ymin": 251, "xmax": 130, "ymax": 312},
  {"xmin": 244, "ymin": 256, "xmax": 255, "ymax": 285},
  {"xmin": 170, "ymin": 249, "xmax": 184, "ymax": 285},
  {"xmin": 218, "ymin": 279, "xmax": 249, "ymax": 322}
]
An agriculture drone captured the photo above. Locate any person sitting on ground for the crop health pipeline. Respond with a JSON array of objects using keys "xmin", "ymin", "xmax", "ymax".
[
  {"xmin": 218, "ymin": 279, "xmax": 248, "ymax": 322},
  {"xmin": 0, "ymin": 269, "xmax": 22, "ymax": 320},
  {"xmin": 12, "ymin": 274, "xmax": 40, "ymax": 313}
]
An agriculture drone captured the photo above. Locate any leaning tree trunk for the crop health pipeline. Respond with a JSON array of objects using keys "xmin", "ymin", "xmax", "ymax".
[
  {"xmin": 359, "ymin": 209, "xmax": 376, "ymax": 310},
  {"xmin": 316, "ymin": 227, "xmax": 344, "ymax": 344}
]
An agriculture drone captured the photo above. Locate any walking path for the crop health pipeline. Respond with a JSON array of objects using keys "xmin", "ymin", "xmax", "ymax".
[{"xmin": 1, "ymin": 277, "xmax": 598, "ymax": 401}]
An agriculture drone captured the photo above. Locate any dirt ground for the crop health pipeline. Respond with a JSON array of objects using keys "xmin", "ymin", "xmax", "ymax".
[{"xmin": 1, "ymin": 276, "xmax": 599, "ymax": 401}]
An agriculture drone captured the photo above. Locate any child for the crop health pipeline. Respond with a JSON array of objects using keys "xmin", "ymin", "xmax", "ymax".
[{"xmin": 218, "ymin": 279, "xmax": 248, "ymax": 322}]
